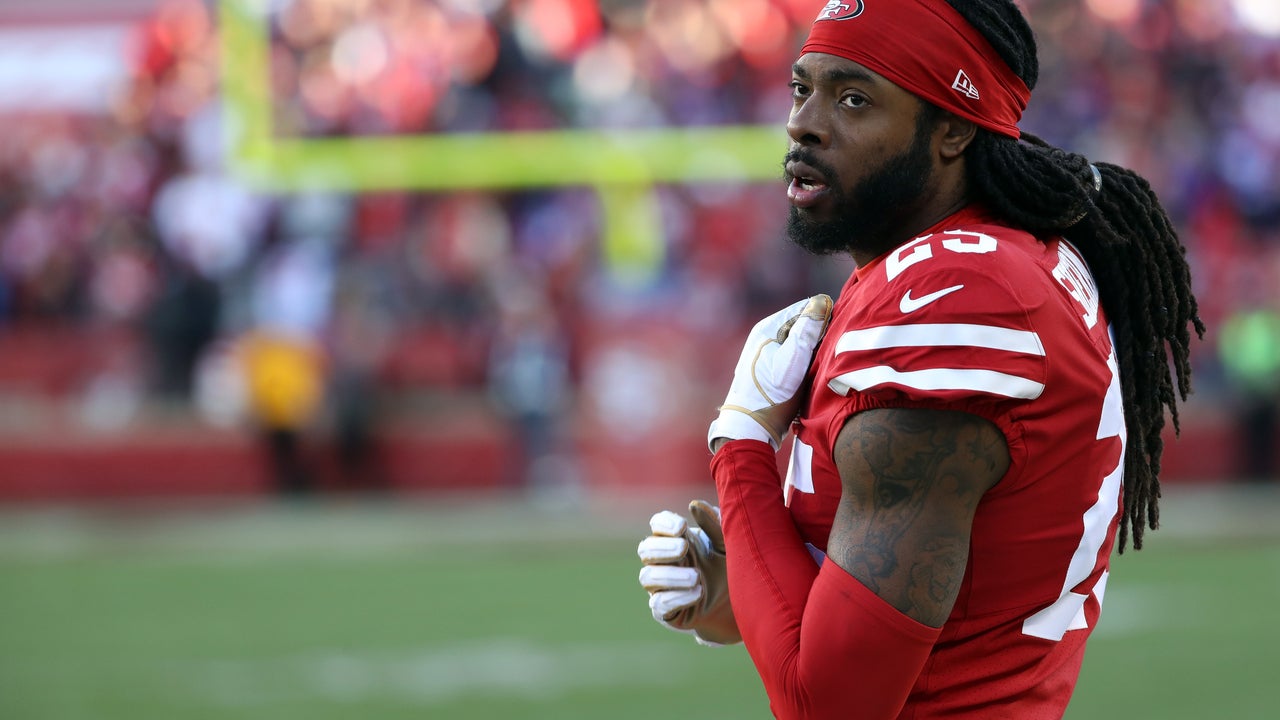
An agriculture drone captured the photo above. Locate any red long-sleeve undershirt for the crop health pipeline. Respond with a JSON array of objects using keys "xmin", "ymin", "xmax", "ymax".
[{"xmin": 712, "ymin": 440, "xmax": 941, "ymax": 720}]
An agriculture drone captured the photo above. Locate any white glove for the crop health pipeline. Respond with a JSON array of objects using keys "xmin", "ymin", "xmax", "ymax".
[
  {"xmin": 708, "ymin": 294, "xmax": 833, "ymax": 450},
  {"xmin": 637, "ymin": 501, "xmax": 739, "ymax": 646}
]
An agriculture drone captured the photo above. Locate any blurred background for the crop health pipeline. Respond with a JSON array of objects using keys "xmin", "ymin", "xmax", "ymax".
[{"xmin": 1, "ymin": 0, "xmax": 1278, "ymax": 718}]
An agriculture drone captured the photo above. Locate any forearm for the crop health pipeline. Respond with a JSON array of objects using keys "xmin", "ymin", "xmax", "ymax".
[{"xmin": 712, "ymin": 441, "xmax": 941, "ymax": 720}]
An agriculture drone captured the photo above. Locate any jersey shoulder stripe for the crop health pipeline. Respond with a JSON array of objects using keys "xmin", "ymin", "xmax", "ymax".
[
  {"xmin": 834, "ymin": 323, "xmax": 1045, "ymax": 356},
  {"xmin": 829, "ymin": 366, "xmax": 1045, "ymax": 399}
]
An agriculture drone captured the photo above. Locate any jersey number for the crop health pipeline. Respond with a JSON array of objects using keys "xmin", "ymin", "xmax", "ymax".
[
  {"xmin": 1022, "ymin": 346, "xmax": 1125, "ymax": 641},
  {"xmin": 884, "ymin": 230, "xmax": 998, "ymax": 282}
]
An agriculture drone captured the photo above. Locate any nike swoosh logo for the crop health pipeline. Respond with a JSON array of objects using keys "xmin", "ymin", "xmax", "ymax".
[{"xmin": 899, "ymin": 284, "xmax": 965, "ymax": 313}]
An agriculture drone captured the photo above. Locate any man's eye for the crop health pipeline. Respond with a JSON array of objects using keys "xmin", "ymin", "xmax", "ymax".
[
  {"xmin": 790, "ymin": 81, "xmax": 810, "ymax": 97},
  {"xmin": 842, "ymin": 94, "xmax": 869, "ymax": 108}
]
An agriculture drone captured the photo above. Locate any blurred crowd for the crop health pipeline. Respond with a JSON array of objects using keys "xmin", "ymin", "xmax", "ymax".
[{"xmin": 1, "ymin": 0, "xmax": 1279, "ymax": 487}]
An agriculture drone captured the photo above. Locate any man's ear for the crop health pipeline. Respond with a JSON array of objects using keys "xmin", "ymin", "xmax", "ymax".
[{"xmin": 937, "ymin": 114, "xmax": 978, "ymax": 160}]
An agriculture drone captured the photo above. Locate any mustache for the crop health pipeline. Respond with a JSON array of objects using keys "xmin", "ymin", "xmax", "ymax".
[{"xmin": 782, "ymin": 149, "xmax": 840, "ymax": 185}]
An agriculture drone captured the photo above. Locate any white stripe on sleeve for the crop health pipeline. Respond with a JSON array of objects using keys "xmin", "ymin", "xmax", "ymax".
[
  {"xmin": 828, "ymin": 366, "xmax": 1045, "ymax": 399},
  {"xmin": 835, "ymin": 323, "xmax": 1045, "ymax": 356}
]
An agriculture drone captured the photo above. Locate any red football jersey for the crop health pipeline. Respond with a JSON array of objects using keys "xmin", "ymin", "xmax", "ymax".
[{"xmin": 785, "ymin": 204, "xmax": 1125, "ymax": 717}]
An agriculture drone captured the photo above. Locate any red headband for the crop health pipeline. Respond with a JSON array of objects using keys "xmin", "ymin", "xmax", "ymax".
[{"xmin": 800, "ymin": 0, "xmax": 1030, "ymax": 138}]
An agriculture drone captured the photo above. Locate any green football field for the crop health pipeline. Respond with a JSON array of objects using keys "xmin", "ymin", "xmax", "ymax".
[{"xmin": 1, "ymin": 484, "xmax": 1277, "ymax": 720}]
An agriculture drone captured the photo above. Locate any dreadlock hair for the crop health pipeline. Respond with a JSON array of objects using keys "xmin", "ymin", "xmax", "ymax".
[{"xmin": 943, "ymin": 0, "xmax": 1205, "ymax": 551}]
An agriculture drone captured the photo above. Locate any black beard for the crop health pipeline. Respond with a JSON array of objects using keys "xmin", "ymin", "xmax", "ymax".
[{"xmin": 785, "ymin": 125, "xmax": 935, "ymax": 258}]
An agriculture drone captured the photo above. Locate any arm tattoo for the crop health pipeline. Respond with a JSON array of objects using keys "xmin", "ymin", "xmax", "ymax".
[{"xmin": 828, "ymin": 408, "xmax": 1008, "ymax": 627}]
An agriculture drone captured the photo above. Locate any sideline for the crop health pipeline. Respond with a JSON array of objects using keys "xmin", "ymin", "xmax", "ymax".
[{"xmin": 0, "ymin": 482, "xmax": 1276, "ymax": 560}]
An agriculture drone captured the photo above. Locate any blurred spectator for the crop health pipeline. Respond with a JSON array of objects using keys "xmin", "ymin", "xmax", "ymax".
[
  {"xmin": 486, "ymin": 272, "xmax": 575, "ymax": 496},
  {"xmin": 240, "ymin": 329, "xmax": 324, "ymax": 496},
  {"xmin": 238, "ymin": 194, "xmax": 342, "ymax": 496},
  {"xmin": 326, "ymin": 253, "xmax": 394, "ymax": 492},
  {"xmin": 1218, "ymin": 299, "xmax": 1280, "ymax": 481},
  {"xmin": 144, "ymin": 247, "xmax": 220, "ymax": 399}
]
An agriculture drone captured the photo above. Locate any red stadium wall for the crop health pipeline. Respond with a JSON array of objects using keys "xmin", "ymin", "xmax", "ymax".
[
  {"xmin": 0, "ymin": 404, "xmax": 1244, "ymax": 504},
  {"xmin": 0, "ymin": 324, "xmax": 1253, "ymax": 504}
]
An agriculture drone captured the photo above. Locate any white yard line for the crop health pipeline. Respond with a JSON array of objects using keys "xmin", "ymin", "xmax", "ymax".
[
  {"xmin": 192, "ymin": 639, "xmax": 692, "ymax": 707},
  {"xmin": 1089, "ymin": 582, "xmax": 1216, "ymax": 639}
]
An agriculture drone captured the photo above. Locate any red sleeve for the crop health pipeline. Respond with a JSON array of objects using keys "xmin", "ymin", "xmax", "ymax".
[{"xmin": 713, "ymin": 440, "xmax": 941, "ymax": 720}]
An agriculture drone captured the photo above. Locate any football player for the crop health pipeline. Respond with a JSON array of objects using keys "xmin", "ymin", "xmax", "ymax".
[{"xmin": 638, "ymin": 0, "xmax": 1203, "ymax": 717}]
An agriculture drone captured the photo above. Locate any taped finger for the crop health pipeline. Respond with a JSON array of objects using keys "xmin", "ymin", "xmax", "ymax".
[
  {"xmin": 648, "ymin": 510, "xmax": 687, "ymax": 537},
  {"xmin": 649, "ymin": 586, "xmax": 703, "ymax": 620},
  {"xmin": 637, "ymin": 535, "xmax": 688, "ymax": 564},
  {"xmin": 639, "ymin": 564, "xmax": 699, "ymax": 591}
]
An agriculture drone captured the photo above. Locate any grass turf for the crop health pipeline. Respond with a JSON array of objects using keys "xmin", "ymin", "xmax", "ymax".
[{"xmin": 0, "ymin": 491, "xmax": 1276, "ymax": 719}]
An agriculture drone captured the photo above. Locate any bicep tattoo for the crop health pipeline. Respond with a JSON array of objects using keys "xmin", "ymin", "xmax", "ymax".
[{"xmin": 827, "ymin": 408, "xmax": 1009, "ymax": 627}]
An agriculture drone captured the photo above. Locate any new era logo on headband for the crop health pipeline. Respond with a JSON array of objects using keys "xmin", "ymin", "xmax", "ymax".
[
  {"xmin": 952, "ymin": 69, "xmax": 980, "ymax": 100},
  {"xmin": 816, "ymin": 0, "xmax": 864, "ymax": 21}
]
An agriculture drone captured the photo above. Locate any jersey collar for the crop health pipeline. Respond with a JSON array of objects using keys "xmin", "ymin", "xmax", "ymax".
[{"xmin": 853, "ymin": 203, "xmax": 997, "ymax": 283}]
